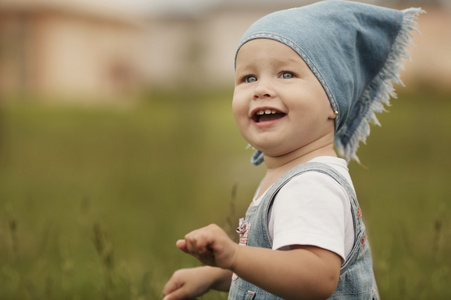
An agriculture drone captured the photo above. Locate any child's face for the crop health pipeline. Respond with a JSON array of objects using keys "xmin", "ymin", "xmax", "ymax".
[{"xmin": 233, "ymin": 39, "xmax": 336, "ymax": 159}]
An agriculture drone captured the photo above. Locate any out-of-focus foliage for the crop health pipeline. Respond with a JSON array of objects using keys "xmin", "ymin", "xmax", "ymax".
[{"xmin": 0, "ymin": 88, "xmax": 450, "ymax": 299}]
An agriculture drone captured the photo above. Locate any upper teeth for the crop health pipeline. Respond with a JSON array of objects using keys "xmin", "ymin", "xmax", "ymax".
[{"xmin": 256, "ymin": 109, "xmax": 277, "ymax": 116}]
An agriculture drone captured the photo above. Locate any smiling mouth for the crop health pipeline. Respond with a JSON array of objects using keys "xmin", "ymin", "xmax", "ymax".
[{"xmin": 253, "ymin": 109, "xmax": 286, "ymax": 123}]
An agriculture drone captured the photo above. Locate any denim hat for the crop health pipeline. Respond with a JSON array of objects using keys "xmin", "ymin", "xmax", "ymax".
[{"xmin": 235, "ymin": 0, "xmax": 423, "ymax": 165}]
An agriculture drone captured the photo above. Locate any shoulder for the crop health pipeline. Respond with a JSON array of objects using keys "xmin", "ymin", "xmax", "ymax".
[
  {"xmin": 285, "ymin": 156, "xmax": 353, "ymax": 191},
  {"xmin": 275, "ymin": 156, "xmax": 354, "ymax": 206},
  {"xmin": 278, "ymin": 171, "xmax": 347, "ymax": 202}
]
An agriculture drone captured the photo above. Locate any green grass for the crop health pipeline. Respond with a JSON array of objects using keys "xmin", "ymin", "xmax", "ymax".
[
  {"xmin": 348, "ymin": 89, "xmax": 451, "ymax": 299},
  {"xmin": 0, "ymin": 88, "xmax": 450, "ymax": 299}
]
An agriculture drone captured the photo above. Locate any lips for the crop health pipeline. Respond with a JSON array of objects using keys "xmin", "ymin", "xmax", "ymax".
[{"xmin": 252, "ymin": 108, "xmax": 286, "ymax": 123}]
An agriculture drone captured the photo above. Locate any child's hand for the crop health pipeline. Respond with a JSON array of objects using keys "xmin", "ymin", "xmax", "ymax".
[
  {"xmin": 162, "ymin": 267, "xmax": 212, "ymax": 300},
  {"xmin": 176, "ymin": 224, "xmax": 238, "ymax": 270}
]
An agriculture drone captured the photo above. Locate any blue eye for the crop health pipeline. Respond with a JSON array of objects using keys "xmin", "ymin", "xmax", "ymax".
[
  {"xmin": 244, "ymin": 75, "xmax": 257, "ymax": 83},
  {"xmin": 281, "ymin": 72, "xmax": 294, "ymax": 79}
]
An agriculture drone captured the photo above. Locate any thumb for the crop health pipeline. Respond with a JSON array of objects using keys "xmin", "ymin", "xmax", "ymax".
[{"xmin": 176, "ymin": 239, "xmax": 188, "ymax": 252}]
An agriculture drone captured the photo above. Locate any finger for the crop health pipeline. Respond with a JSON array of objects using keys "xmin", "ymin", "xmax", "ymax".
[
  {"xmin": 184, "ymin": 232, "xmax": 201, "ymax": 254},
  {"xmin": 196, "ymin": 232, "xmax": 212, "ymax": 254},
  {"xmin": 162, "ymin": 276, "xmax": 181, "ymax": 297},
  {"xmin": 188, "ymin": 229, "xmax": 212, "ymax": 254},
  {"xmin": 176, "ymin": 239, "xmax": 188, "ymax": 252},
  {"xmin": 162, "ymin": 285, "xmax": 191, "ymax": 300}
]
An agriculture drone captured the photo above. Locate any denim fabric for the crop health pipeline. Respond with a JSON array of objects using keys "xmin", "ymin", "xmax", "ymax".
[
  {"xmin": 228, "ymin": 162, "xmax": 379, "ymax": 299},
  {"xmin": 235, "ymin": 0, "xmax": 422, "ymax": 164}
]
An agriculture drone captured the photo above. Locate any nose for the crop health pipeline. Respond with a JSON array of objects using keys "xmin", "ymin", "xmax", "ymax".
[{"xmin": 253, "ymin": 78, "xmax": 273, "ymax": 100}]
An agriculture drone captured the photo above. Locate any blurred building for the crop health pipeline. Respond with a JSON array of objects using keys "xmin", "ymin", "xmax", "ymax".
[
  {"xmin": 145, "ymin": 1, "xmax": 451, "ymax": 92},
  {"xmin": 0, "ymin": 0, "xmax": 449, "ymax": 102},
  {"xmin": 0, "ymin": 0, "xmax": 146, "ymax": 101}
]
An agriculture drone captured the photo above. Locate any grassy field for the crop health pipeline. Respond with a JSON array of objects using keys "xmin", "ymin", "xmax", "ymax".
[{"xmin": 0, "ymin": 88, "xmax": 450, "ymax": 299}]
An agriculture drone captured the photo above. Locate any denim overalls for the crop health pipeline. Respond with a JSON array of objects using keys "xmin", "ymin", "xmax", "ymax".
[{"xmin": 228, "ymin": 162, "xmax": 379, "ymax": 299}]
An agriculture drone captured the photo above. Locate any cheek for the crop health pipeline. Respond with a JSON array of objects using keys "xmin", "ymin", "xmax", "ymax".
[
  {"xmin": 231, "ymin": 94, "xmax": 247, "ymax": 120},
  {"xmin": 231, "ymin": 97, "xmax": 250, "ymax": 138}
]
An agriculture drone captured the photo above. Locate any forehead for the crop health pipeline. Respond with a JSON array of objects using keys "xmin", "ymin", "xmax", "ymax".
[{"xmin": 236, "ymin": 39, "xmax": 301, "ymax": 65}]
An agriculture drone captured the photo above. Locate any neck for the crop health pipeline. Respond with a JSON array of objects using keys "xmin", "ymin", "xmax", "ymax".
[
  {"xmin": 254, "ymin": 142, "xmax": 337, "ymax": 199},
  {"xmin": 263, "ymin": 141, "xmax": 337, "ymax": 176}
]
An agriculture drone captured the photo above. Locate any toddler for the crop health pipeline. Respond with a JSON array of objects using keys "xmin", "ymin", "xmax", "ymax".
[{"xmin": 163, "ymin": 1, "xmax": 422, "ymax": 299}]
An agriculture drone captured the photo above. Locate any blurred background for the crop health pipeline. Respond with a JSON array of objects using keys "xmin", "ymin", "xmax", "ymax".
[{"xmin": 0, "ymin": 0, "xmax": 450, "ymax": 299}]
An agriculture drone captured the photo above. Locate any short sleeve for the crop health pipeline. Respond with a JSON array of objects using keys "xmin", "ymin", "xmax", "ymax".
[{"xmin": 270, "ymin": 171, "xmax": 353, "ymax": 261}]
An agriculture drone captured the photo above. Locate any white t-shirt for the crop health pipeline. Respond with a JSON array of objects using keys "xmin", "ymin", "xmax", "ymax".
[{"xmin": 251, "ymin": 156, "xmax": 355, "ymax": 261}]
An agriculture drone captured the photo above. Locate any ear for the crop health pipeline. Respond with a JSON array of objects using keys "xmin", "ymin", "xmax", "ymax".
[{"xmin": 328, "ymin": 109, "xmax": 339, "ymax": 120}]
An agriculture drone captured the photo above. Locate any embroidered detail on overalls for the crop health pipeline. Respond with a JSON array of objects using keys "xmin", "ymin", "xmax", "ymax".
[
  {"xmin": 233, "ymin": 218, "xmax": 252, "ymax": 281},
  {"xmin": 236, "ymin": 218, "xmax": 251, "ymax": 245}
]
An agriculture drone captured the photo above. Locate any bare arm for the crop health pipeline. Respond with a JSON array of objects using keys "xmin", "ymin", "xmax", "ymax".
[
  {"xmin": 231, "ymin": 244, "xmax": 340, "ymax": 299},
  {"xmin": 177, "ymin": 224, "xmax": 341, "ymax": 300}
]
